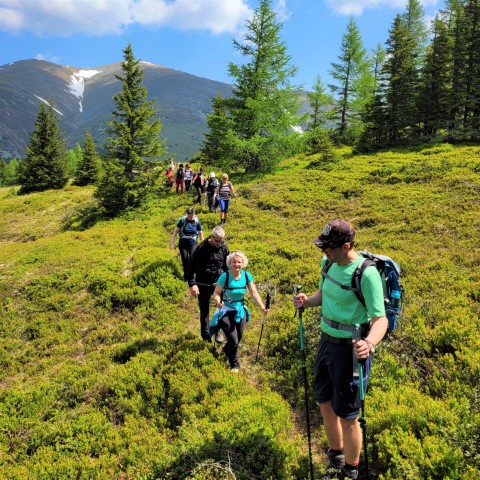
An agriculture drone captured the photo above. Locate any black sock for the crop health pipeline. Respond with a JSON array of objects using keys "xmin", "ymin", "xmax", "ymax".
[
  {"xmin": 344, "ymin": 463, "xmax": 358, "ymax": 471},
  {"xmin": 328, "ymin": 449, "xmax": 344, "ymax": 456}
]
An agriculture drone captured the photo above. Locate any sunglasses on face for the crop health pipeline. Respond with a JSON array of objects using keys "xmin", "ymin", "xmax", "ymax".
[
  {"xmin": 211, "ymin": 235, "xmax": 225, "ymax": 245},
  {"xmin": 319, "ymin": 242, "xmax": 344, "ymax": 251}
]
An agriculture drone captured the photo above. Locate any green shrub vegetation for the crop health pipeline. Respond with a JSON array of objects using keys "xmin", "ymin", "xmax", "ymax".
[{"xmin": 0, "ymin": 143, "xmax": 479, "ymax": 479}]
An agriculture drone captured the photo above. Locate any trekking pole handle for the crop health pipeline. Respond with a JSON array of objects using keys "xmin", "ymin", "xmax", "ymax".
[
  {"xmin": 293, "ymin": 285, "xmax": 305, "ymax": 314},
  {"xmin": 265, "ymin": 292, "xmax": 271, "ymax": 310}
]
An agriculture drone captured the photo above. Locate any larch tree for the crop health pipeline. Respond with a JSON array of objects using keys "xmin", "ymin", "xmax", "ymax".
[
  {"xmin": 329, "ymin": 17, "xmax": 372, "ymax": 143},
  {"xmin": 17, "ymin": 100, "xmax": 69, "ymax": 194},
  {"xmin": 307, "ymin": 75, "xmax": 334, "ymax": 130},
  {"xmin": 225, "ymin": 0, "xmax": 303, "ymax": 172},
  {"xmin": 95, "ymin": 43, "xmax": 167, "ymax": 215}
]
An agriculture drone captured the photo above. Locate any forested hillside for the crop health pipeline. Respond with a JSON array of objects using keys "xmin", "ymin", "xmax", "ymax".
[{"xmin": 0, "ymin": 143, "xmax": 479, "ymax": 479}]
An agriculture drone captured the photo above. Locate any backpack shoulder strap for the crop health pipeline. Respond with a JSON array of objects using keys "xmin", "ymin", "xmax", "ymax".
[
  {"xmin": 351, "ymin": 258, "xmax": 376, "ymax": 307},
  {"xmin": 321, "ymin": 261, "xmax": 360, "ymax": 293}
]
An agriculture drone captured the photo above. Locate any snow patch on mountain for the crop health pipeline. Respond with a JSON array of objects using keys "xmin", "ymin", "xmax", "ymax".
[
  {"xmin": 66, "ymin": 69, "xmax": 102, "ymax": 113},
  {"xmin": 34, "ymin": 95, "xmax": 64, "ymax": 116}
]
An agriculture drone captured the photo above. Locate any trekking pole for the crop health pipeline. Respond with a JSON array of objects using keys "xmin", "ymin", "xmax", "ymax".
[
  {"xmin": 294, "ymin": 285, "xmax": 314, "ymax": 480},
  {"xmin": 354, "ymin": 325, "xmax": 370, "ymax": 480},
  {"xmin": 255, "ymin": 292, "xmax": 271, "ymax": 363}
]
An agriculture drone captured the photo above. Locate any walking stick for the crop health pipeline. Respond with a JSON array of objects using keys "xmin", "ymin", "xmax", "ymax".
[
  {"xmin": 294, "ymin": 285, "xmax": 314, "ymax": 480},
  {"xmin": 255, "ymin": 292, "xmax": 271, "ymax": 363},
  {"xmin": 354, "ymin": 325, "xmax": 370, "ymax": 480}
]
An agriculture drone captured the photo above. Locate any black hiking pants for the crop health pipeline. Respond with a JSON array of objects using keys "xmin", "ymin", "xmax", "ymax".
[
  {"xmin": 179, "ymin": 240, "xmax": 197, "ymax": 281},
  {"xmin": 198, "ymin": 284, "xmax": 215, "ymax": 341},
  {"xmin": 218, "ymin": 311, "xmax": 246, "ymax": 369}
]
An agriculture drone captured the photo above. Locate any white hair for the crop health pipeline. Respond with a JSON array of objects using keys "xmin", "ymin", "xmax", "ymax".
[
  {"xmin": 211, "ymin": 226, "xmax": 225, "ymax": 238},
  {"xmin": 226, "ymin": 251, "xmax": 248, "ymax": 268}
]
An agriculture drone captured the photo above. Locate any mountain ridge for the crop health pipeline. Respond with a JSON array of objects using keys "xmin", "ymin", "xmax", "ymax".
[{"xmin": 0, "ymin": 59, "xmax": 233, "ymax": 161}]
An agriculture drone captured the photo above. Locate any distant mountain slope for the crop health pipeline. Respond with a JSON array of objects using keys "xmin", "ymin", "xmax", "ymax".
[{"xmin": 0, "ymin": 59, "xmax": 233, "ymax": 161}]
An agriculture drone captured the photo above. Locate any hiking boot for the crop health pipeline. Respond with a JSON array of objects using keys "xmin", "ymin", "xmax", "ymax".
[
  {"xmin": 339, "ymin": 466, "xmax": 358, "ymax": 479},
  {"xmin": 230, "ymin": 367, "xmax": 240, "ymax": 373},
  {"xmin": 327, "ymin": 449, "xmax": 345, "ymax": 469},
  {"xmin": 215, "ymin": 330, "xmax": 225, "ymax": 345},
  {"xmin": 320, "ymin": 449, "xmax": 345, "ymax": 480}
]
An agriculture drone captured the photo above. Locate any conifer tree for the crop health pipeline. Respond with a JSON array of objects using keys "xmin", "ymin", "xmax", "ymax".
[
  {"xmin": 384, "ymin": 15, "xmax": 419, "ymax": 145},
  {"xmin": 463, "ymin": 0, "xmax": 480, "ymax": 131},
  {"xmin": 0, "ymin": 159, "xmax": 7, "ymax": 186},
  {"xmin": 402, "ymin": 0, "xmax": 429, "ymax": 68},
  {"xmin": 96, "ymin": 43, "xmax": 167, "ymax": 214},
  {"xmin": 201, "ymin": 93, "xmax": 235, "ymax": 170},
  {"xmin": 17, "ymin": 101, "xmax": 69, "ymax": 194},
  {"xmin": 419, "ymin": 15, "xmax": 453, "ymax": 136},
  {"xmin": 449, "ymin": 2, "xmax": 468, "ymax": 131},
  {"xmin": 355, "ymin": 46, "xmax": 389, "ymax": 152},
  {"xmin": 226, "ymin": 0, "xmax": 302, "ymax": 171},
  {"xmin": 74, "ymin": 132, "xmax": 101, "ymax": 186},
  {"xmin": 307, "ymin": 75, "xmax": 334, "ymax": 130},
  {"xmin": 329, "ymin": 17, "xmax": 373, "ymax": 142}
]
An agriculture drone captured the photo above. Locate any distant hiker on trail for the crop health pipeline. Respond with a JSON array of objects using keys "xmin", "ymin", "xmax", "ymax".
[
  {"xmin": 210, "ymin": 251, "xmax": 269, "ymax": 373},
  {"xmin": 186, "ymin": 226, "xmax": 229, "ymax": 343},
  {"xmin": 175, "ymin": 163, "xmax": 185, "ymax": 194},
  {"xmin": 192, "ymin": 167, "xmax": 206, "ymax": 204},
  {"xmin": 184, "ymin": 164, "xmax": 193, "ymax": 192},
  {"xmin": 170, "ymin": 207, "xmax": 204, "ymax": 281},
  {"xmin": 205, "ymin": 172, "xmax": 219, "ymax": 212},
  {"xmin": 215, "ymin": 173, "xmax": 236, "ymax": 225},
  {"xmin": 165, "ymin": 166, "xmax": 175, "ymax": 190},
  {"xmin": 292, "ymin": 219, "xmax": 387, "ymax": 480}
]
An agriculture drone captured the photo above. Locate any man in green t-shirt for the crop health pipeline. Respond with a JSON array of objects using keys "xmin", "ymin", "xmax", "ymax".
[{"xmin": 293, "ymin": 219, "xmax": 388, "ymax": 480}]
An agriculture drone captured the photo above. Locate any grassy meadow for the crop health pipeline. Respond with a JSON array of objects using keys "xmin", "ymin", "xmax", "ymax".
[{"xmin": 0, "ymin": 144, "xmax": 479, "ymax": 479}]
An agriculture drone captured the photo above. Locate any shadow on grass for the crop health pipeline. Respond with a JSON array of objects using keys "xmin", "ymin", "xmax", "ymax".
[{"xmin": 155, "ymin": 429, "xmax": 305, "ymax": 480}]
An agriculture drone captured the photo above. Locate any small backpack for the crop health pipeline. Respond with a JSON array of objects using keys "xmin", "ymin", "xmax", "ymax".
[
  {"xmin": 180, "ymin": 215, "xmax": 199, "ymax": 239},
  {"xmin": 176, "ymin": 167, "xmax": 184, "ymax": 180},
  {"xmin": 322, "ymin": 250, "xmax": 404, "ymax": 333}
]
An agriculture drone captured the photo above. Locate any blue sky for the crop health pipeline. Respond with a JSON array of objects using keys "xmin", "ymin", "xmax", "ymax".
[{"xmin": 0, "ymin": 0, "xmax": 444, "ymax": 88}]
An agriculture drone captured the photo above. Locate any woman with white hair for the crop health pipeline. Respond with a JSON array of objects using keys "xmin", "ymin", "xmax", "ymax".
[{"xmin": 210, "ymin": 251, "xmax": 268, "ymax": 373}]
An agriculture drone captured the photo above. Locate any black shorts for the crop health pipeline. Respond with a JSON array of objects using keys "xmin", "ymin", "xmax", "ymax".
[{"xmin": 313, "ymin": 334, "xmax": 371, "ymax": 419}]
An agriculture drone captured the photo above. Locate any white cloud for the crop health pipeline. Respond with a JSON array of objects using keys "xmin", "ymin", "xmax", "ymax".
[
  {"xmin": 0, "ymin": 0, "xmax": 252, "ymax": 36},
  {"xmin": 325, "ymin": 0, "xmax": 439, "ymax": 16},
  {"xmin": 35, "ymin": 53, "xmax": 60, "ymax": 63}
]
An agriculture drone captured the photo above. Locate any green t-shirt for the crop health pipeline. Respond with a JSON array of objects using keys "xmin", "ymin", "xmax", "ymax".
[{"xmin": 319, "ymin": 255, "xmax": 385, "ymax": 338}]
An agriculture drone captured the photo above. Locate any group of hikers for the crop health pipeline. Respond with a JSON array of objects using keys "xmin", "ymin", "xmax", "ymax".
[
  {"xmin": 165, "ymin": 163, "xmax": 236, "ymax": 224},
  {"xmin": 170, "ymin": 211, "xmax": 267, "ymax": 373},
  {"xmin": 170, "ymin": 211, "xmax": 389, "ymax": 480}
]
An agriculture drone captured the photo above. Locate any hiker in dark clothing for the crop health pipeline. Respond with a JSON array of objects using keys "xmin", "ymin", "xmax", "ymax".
[
  {"xmin": 292, "ymin": 219, "xmax": 387, "ymax": 480},
  {"xmin": 187, "ymin": 226, "xmax": 229, "ymax": 342},
  {"xmin": 175, "ymin": 163, "xmax": 185, "ymax": 194},
  {"xmin": 205, "ymin": 172, "xmax": 219, "ymax": 212},
  {"xmin": 170, "ymin": 207, "xmax": 204, "ymax": 281},
  {"xmin": 210, "ymin": 251, "xmax": 268, "ymax": 373},
  {"xmin": 192, "ymin": 167, "xmax": 206, "ymax": 204}
]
